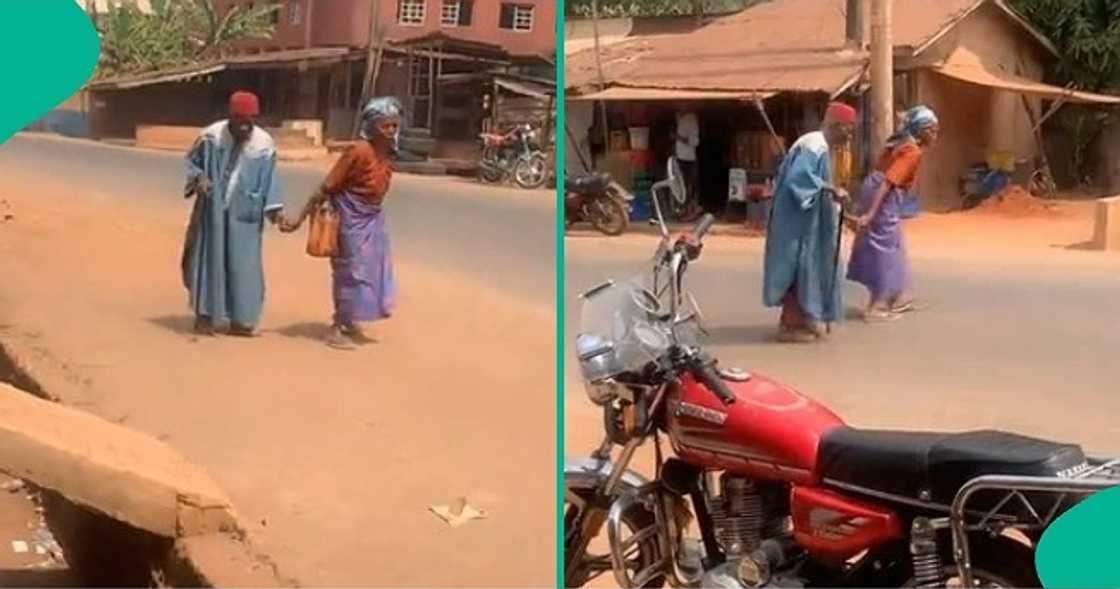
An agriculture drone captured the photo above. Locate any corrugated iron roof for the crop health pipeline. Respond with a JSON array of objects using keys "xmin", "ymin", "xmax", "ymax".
[
  {"xmin": 86, "ymin": 48, "xmax": 363, "ymax": 90},
  {"xmin": 565, "ymin": 0, "xmax": 1053, "ymax": 96},
  {"xmin": 87, "ymin": 63, "xmax": 226, "ymax": 90},
  {"xmin": 933, "ymin": 46, "xmax": 1120, "ymax": 104},
  {"xmin": 568, "ymin": 87, "xmax": 777, "ymax": 101}
]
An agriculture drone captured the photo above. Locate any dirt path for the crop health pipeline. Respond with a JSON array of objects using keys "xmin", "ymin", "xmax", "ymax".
[{"xmin": 0, "ymin": 172, "xmax": 555, "ymax": 586}]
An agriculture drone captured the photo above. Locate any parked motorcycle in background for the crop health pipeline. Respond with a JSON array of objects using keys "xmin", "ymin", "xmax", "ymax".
[
  {"xmin": 564, "ymin": 159, "xmax": 1119, "ymax": 588},
  {"xmin": 478, "ymin": 123, "xmax": 549, "ymax": 190},
  {"xmin": 565, "ymin": 172, "xmax": 633, "ymax": 236}
]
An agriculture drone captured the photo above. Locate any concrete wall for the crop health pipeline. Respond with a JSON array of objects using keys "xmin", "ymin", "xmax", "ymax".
[
  {"xmin": 90, "ymin": 83, "xmax": 216, "ymax": 139},
  {"xmin": 905, "ymin": 2, "xmax": 1050, "ymax": 210}
]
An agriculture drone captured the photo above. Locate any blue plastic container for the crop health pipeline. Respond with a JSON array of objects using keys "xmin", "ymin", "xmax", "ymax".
[{"xmin": 630, "ymin": 191, "xmax": 652, "ymax": 222}]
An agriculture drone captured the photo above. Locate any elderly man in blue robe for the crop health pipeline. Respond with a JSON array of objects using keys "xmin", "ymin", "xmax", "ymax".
[
  {"xmin": 762, "ymin": 102, "xmax": 857, "ymax": 344},
  {"xmin": 181, "ymin": 90, "xmax": 285, "ymax": 337}
]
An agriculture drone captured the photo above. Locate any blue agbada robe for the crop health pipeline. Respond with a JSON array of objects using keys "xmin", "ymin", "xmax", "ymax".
[
  {"xmin": 762, "ymin": 131, "xmax": 843, "ymax": 323},
  {"xmin": 181, "ymin": 122, "xmax": 283, "ymax": 326}
]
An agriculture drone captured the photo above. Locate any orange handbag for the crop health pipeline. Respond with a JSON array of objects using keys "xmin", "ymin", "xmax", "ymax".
[{"xmin": 305, "ymin": 201, "xmax": 339, "ymax": 258}]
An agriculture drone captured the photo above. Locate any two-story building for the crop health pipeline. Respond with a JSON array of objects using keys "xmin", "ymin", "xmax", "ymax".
[
  {"xmin": 85, "ymin": 1, "xmax": 555, "ymax": 162},
  {"xmin": 216, "ymin": 0, "xmax": 554, "ymax": 60}
]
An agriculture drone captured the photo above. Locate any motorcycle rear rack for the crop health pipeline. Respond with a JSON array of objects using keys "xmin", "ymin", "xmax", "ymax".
[{"xmin": 949, "ymin": 457, "xmax": 1120, "ymax": 587}]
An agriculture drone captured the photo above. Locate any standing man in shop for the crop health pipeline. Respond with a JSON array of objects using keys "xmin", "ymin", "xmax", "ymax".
[{"xmin": 673, "ymin": 105, "xmax": 701, "ymax": 220}]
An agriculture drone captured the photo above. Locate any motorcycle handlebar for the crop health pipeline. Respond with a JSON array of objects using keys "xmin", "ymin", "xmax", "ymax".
[
  {"xmin": 692, "ymin": 213, "xmax": 716, "ymax": 242},
  {"xmin": 691, "ymin": 356, "xmax": 736, "ymax": 405}
]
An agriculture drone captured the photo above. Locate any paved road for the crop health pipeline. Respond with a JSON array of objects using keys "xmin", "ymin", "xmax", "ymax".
[
  {"xmin": 565, "ymin": 231, "xmax": 1120, "ymax": 457},
  {"xmin": 0, "ymin": 134, "xmax": 557, "ymax": 586},
  {"xmin": 0, "ymin": 133, "xmax": 556, "ymax": 304}
]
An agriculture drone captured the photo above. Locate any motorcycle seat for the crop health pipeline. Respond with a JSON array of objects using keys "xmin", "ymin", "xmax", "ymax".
[
  {"xmin": 817, "ymin": 427, "xmax": 1086, "ymax": 506},
  {"xmin": 565, "ymin": 173, "xmax": 612, "ymax": 193}
]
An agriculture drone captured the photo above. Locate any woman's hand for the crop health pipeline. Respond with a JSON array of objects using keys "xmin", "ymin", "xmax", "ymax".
[
  {"xmin": 855, "ymin": 214, "xmax": 873, "ymax": 231},
  {"xmin": 278, "ymin": 216, "xmax": 301, "ymax": 233}
]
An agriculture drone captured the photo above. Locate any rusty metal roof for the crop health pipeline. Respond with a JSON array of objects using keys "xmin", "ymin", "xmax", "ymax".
[
  {"xmin": 566, "ymin": 0, "xmax": 1055, "ymax": 97},
  {"xmin": 391, "ymin": 31, "xmax": 511, "ymax": 60}
]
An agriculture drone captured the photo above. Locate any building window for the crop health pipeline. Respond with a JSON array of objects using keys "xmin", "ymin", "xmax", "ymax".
[
  {"xmin": 398, "ymin": 0, "xmax": 426, "ymax": 26},
  {"xmin": 289, "ymin": 0, "xmax": 302, "ymax": 25},
  {"xmin": 499, "ymin": 3, "xmax": 533, "ymax": 32}
]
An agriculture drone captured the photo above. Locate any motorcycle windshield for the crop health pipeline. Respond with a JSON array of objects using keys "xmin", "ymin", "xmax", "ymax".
[{"xmin": 576, "ymin": 274, "xmax": 674, "ymax": 382}]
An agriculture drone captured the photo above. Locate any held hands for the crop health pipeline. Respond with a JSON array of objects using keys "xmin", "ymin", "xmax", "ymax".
[{"xmin": 277, "ymin": 214, "xmax": 302, "ymax": 233}]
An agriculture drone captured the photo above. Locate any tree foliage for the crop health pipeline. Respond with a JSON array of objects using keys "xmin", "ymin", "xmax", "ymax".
[
  {"xmin": 1011, "ymin": 0, "xmax": 1120, "ymax": 92},
  {"xmin": 1011, "ymin": 0, "xmax": 1120, "ymax": 187},
  {"xmin": 95, "ymin": 0, "xmax": 278, "ymax": 77}
]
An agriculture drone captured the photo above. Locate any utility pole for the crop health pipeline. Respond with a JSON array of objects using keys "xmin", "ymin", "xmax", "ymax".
[
  {"xmin": 590, "ymin": 0, "xmax": 610, "ymax": 156},
  {"xmin": 869, "ymin": 0, "xmax": 893, "ymax": 157}
]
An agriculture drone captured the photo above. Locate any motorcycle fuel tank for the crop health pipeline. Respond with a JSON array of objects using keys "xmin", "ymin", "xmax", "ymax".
[{"xmin": 666, "ymin": 371, "xmax": 845, "ymax": 485}]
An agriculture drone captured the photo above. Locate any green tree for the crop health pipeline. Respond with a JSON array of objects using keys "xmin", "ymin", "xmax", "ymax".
[
  {"xmin": 1010, "ymin": 0, "xmax": 1120, "ymax": 187},
  {"xmin": 1011, "ymin": 0, "xmax": 1120, "ymax": 91},
  {"xmin": 95, "ymin": 0, "xmax": 278, "ymax": 77}
]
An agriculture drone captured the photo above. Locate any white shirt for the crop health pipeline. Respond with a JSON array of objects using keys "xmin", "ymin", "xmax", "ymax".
[{"xmin": 675, "ymin": 112, "xmax": 699, "ymax": 162}]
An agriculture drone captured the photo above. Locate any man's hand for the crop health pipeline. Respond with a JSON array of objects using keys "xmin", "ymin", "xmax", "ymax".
[
  {"xmin": 829, "ymin": 187, "xmax": 850, "ymax": 205},
  {"xmin": 187, "ymin": 177, "xmax": 212, "ymax": 200},
  {"xmin": 266, "ymin": 210, "xmax": 285, "ymax": 228}
]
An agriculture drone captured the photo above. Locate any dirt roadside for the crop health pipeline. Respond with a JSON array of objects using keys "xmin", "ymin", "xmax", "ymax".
[{"xmin": 0, "ymin": 171, "xmax": 555, "ymax": 586}]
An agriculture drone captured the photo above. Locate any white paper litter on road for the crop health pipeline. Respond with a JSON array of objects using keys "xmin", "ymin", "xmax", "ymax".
[
  {"xmin": 429, "ymin": 498, "xmax": 487, "ymax": 528},
  {"xmin": 11, "ymin": 540, "xmax": 28, "ymax": 553}
]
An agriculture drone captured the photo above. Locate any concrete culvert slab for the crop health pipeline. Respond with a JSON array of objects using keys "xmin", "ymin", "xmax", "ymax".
[{"xmin": 0, "ymin": 381, "xmax": 290, "ymax": 587}]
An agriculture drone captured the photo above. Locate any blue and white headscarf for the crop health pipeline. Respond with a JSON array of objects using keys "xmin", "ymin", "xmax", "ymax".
[
  {"xmin": 358, "ymin": 97, "xmax": 404, "ymax": 145},
  {"xmin": 886, "ymin": 105, "xmax": 938, "ymax": 150}
]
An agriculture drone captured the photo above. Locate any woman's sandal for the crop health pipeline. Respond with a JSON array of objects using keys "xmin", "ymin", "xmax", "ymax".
[
  {"xmin": 863, "ymin": 309, "xmax": 901, "ymax": 323},
  {"xmin": 889, "ymin": 299, "xmax": 926, "ymax": 314},
  {"xmin": 326, "ymin": 328, "xmax": 356, "ymax": 350}
]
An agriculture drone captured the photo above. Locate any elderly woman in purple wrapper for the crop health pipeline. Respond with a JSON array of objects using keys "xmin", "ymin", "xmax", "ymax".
[
  {"xmin": 283, "ymin": 97, "xmax": 401, "ymax": 349},
  {"xmin": 847, "ymin": 105, "xmax": 939, "ymax": 322}
]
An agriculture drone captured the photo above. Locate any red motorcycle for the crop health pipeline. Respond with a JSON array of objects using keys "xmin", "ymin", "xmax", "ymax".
[
  {"xmin": 478, "ymin": 124, "xmax": 548, "ymax": 190},
  {"xmin": 564, "ymin": 161, "xmax": 1118, "ymax": 588}
]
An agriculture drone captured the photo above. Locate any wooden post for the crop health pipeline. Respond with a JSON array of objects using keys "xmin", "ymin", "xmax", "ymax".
[
  {"xmin": 869, "ymin": 0, "xmax": 893, "ymax": 157},
  {"xmin": 492, "ymin": 78, "xmax": 500, "ymax": 129},
  {"xmin": 590, "ymin": 0, "xmax": 610, "ymax": 154},
  {"xmin": 427, "ymin": 42, "xmax": 437, "ymax": 130},
  {"xmin": 345, "ymin": 60, "xmax": 353, "ymax": 110}
]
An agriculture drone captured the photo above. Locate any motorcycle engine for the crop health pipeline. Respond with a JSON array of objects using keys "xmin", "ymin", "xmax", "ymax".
[
  {"xmin": 707, "ymin": 475, "xmax": 790, "ymax": 556},
  {"xmin": 703, "ymin": 474, "xmax": 799, "ymax": 589}
]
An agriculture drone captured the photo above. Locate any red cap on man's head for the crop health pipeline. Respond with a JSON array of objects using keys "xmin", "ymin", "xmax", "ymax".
[
  {"xmin": 825, "ymin": 101, "xmax": 857, "ymax": 125},
  {"xmin": 229, "ymin": 91, "xmax": 260, "ymax": 118}
]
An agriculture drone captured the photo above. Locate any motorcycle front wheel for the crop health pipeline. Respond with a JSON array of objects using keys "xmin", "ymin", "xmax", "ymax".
[
  {"xmin": 478, "ymin": 147, "xmax": 504, "ymax": 184},
  {"xmin": 564, "ymin": 482, "xmax": 663, "ymax": 588},
  {"xmin": 587, "ymin": 198, "xmax": 629, "ymax": 236},
  {"xmin": 513, "ymin": 154, "xmax": 549, "ymax": 190}
]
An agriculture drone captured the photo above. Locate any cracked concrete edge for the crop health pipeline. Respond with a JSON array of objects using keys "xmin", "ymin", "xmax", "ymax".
[
  {"xmin": 170, "ymin": 533, "xmax": 299, "ymax": 588},
  {"xmin": 0, "ymin": 331, "xmax": 294, "ymax": 587}
]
